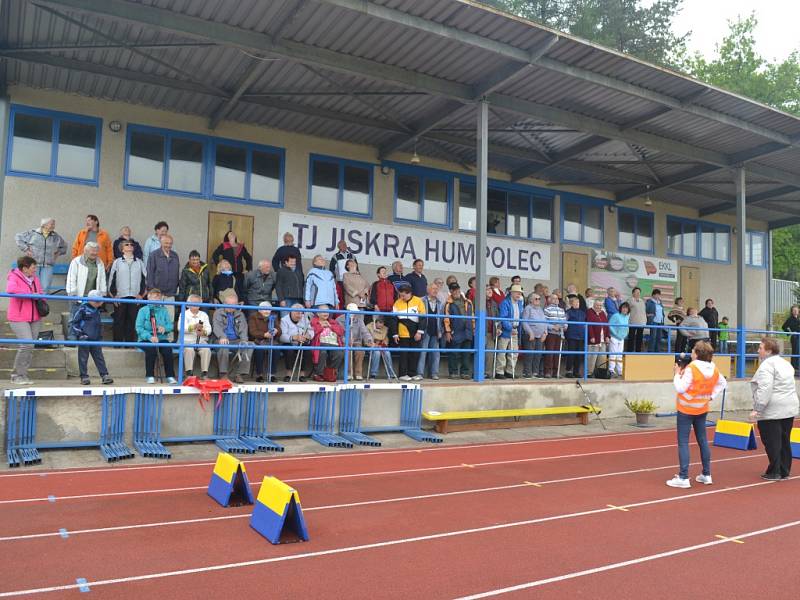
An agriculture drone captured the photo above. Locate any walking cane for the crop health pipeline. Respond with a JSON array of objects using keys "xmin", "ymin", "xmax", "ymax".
[
  {"xmin": 491, "ymin": 324, "xmax": 499, "ymax": 379},
  {"xmin": 383, "ymin": 348, "xmax": 398, "ymax": 381},
  {"xmin": 556, "ymin": 335, "xmax": 564, "ymax": 380},
  {"xmin": 366, "ymin": 347, "xmax": 375, "ymax": 381},
  {"xmin": 267, "ymin": 313, "xmax": 275, "ymax": 382}
]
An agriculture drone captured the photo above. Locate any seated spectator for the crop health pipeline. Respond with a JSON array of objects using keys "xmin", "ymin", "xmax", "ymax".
[
  {"xmin": 391, "ymin": 283, "xmax": 427, "ymax": 381},
  {"xmin": 179, "ymin": 250, "xmax": 213, "ymax": 305},
  {"xmin": 181, "ymin": 294, "xmax": 212, "ymax": 379},
  {"xmin": 342, "ymin": 259, "xmax": 369, "ymax": 308},
  {"xmin": 14, "ymin": 217, "xmax": 67, "ymax": 292},
  {"xmin": 276, "ymin": 255, "xmax": 305, "ymax": 308},
  {"xmin": 308, "ymin": 304, "xmax": 344, "ymax": 382},
  {"xmin": 72, "ymin": 214, "xmax": 113, "ymax": 268},
  {"xmin": 366, "ymin": 316, "xmax": 396, "ymax": 379},
  {"xmin": 135, "ymin": 288, "xmax": 176, "ymax": 384},
  {"xmin": 108, "ymin": 240, "xmax": 146, "ymax": 343},
  {"xmin": 249, "ymin": 301, "xmax": 281, "ymax": 383},
  {"xmin": 212, "ymin": 259, "xmax": 237, "ymax": 304},
  {"xmin": 70, "ymin": 290, "xmax": 114, "ymax": 386},
  {"xmin": 305, "ymin": 255, "xmax": 338, "ymax": 308},
  {"xmin": 338, "ymin": 303, "xmax": 373, "ymax": 381},
  {"xmin": 565, "ymin": 295, "xmax": 586, "ymax": 378},
  {"xmin": 244, "ymin": 260, "xmax": 276, "ymax": 309},
  {"xmin": 113, "ymin": 226, "xmax": 143, "ymax": 260},
  {"xmin": 608, "ymin": 302, "xmax": 630, "ymax": 378},
  {"xmin": 211, "ymin": 293, "xmax": 254, "ymax": 383},
  {"xmin": 212, "ymin": 231, "xmax": 251, "ymax": 299},
  {"xmin": 272, "ymin": 232, "xmax": 304, "ymax": 277},
  {"xmin": 279, "ymin": 303, "xmax": 310, "ymax": 382},
  {"xmin": 443, "ymin": 282, "xmax": 474, "ymax": 380},
  {"xmin": 680, "ymin": 307, "xmax": 709, "ymax": 351}
]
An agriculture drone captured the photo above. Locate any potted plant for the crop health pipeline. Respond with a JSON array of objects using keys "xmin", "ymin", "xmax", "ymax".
[{"xmin": 625, "ymin": 399, "xmax": 658, "ymax": 426}]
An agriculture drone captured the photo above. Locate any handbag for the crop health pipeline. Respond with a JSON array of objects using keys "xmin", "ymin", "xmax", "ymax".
[
  {"xmin": 37, "ymin": 330, "xmax": 56, "ymax": 349},
  {"xmin": 33, "ymin": 279, "xmax": 50, "ymax": 318},
  {"xmin": 593, "ymin": 359, "xmax": 611, "ymax": 379}
]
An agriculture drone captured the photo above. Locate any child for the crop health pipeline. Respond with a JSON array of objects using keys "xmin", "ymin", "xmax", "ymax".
[
  {"xmin": 181, "ymin": 294, "xmax": 212, "ymax": 379},
  {"xmin": 212, "ymin": 259, "xmax": 237, "ymax": 303},
  {"xmin": 367, "ymin": 316, "xmax": 396, "ymax": 379},
  {"xmin": 135, "ymin": 288, "xmax": 177, "ymax": 384},
  {"xmin": 308, "ymin": 304, "xmax": 344, "ymax": 382},
  {"xmin": 719, "ymin": 316, "xmax": 729, "ymax": 354},
  {"xmin": 249, "ymin": 301, "xmax": 281, "ymax": 383},
  {"xmin": 71, "ymin": 290, "xmax": 114, "ymax": 385},
  {"xmin": 337, "ymin": 303, "xmax": 373, "ymax": 380}
]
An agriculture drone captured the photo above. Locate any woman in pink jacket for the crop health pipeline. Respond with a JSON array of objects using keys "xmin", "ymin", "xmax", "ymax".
[{"xmin": 6, "ymin": 256, "xmax": 43, "ymax": 385}]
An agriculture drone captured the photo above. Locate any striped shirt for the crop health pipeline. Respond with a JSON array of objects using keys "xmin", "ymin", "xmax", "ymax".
[{"xmin": 543, "ymin": 304, "xmax": 567, "ymax": 335}]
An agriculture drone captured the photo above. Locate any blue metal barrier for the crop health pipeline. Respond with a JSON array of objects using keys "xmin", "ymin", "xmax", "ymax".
[
  {"xmin": 237, "ymin": 389, "xmax": 285, "ymax": 452},
  {"xmin": 133, "ymin": 390, "xmax": 170, "ymax": 458}
]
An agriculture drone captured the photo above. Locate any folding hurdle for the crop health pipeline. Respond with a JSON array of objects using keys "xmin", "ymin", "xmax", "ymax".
[{"xmin": 5, "ymin": 387, "xmax": 134, "ymax": 467}]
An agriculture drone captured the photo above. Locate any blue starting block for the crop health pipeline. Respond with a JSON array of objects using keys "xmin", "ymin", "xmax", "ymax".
[
  {"xmin": 207, "ymin": 452, "xmax": 254, "ymax": 507},
  {"xmin": 791, "ymin": 428, "xmax": 800, "ymax": 458},
  {"xmin": 713, "ymin": 420, "xmax": 758, "ymax": 451},
  {"xmin": 250, "ymin": 476, "xmax": 309, "ymax": 545}
]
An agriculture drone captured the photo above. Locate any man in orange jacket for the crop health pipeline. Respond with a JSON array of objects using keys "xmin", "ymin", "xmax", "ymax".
[{"xmin": 72, "ymin": 214, "xmax": 113, "ymax": 268}]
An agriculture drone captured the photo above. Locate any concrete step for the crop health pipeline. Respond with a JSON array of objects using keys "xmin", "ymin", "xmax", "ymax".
[
  {"xmin": 0, "ymin": 347, "xmax": 67, "ymax": 369},
  {"xmin": 65, "ymin": 347, "xmax": 157, "ymax": 378},
  {"xmin": 0, "ymin": 366, "xmax": 67, "ymax": 380}
]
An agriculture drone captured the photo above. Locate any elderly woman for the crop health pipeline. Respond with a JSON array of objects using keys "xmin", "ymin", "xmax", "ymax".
[
  {"xmin": 342, "ymin": 259, "xmax": 369, "ymax": 308},
  {"xmin": 750, "ymin": 337, "xmax": 800, "ymax": 481},
  {"xmin": 6, "ymin": 256, "xmax": 44, "ymax": 385},
  {"xmin": 14, "ymin": 217, "xmax": 67, "ymax": 293}
]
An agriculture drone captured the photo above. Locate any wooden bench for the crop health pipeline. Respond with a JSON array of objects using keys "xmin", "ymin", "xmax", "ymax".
[{"xmin": 422, "ymin": 405, "xmax": 598, "ymax": 434}]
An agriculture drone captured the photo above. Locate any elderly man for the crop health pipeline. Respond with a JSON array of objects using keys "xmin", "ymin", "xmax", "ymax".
[
  {"xmin": 417, "ymin": 283, "xmax": 443, "ymax": 380},
  {"xmin": 604, "ymin": 287, "xmax": 619, "ymax": 317},
  {"xmin": 211, "ymin": 293, "xmax": 254, "ymax": 383},
  {"xmin": 542, "ymin": 293, "xmax": 567, "ymax": 378},
  {"xmin": 244, "ymin": 259, "xmax": 277, "ymax": 308},
  {"xmin": 272, "ymin": 232, "xmax": 304, "ymax": 277},
  {"xmin": 71, "ymin": 214, "xmax": 113, "ymax": 268},
  {"xmin": 15, "ymin": 217, "xmax": 67, "ymax": 292},
  {"xmin": 566, "ymin": 283, "xmax": 586, "ymax": 311},
  {"xmin": 329, "ymin": 239, "xmax": 356, "ymax": 283},
  {"xmin": 279, "ymin": 303, "xmax": 310, "ymax": 382},
  {"xmin": 496, "ymin": 284, "xmax": 524, "ymax": 378},
  {"xmin": 388, "ymin": 260, "xmax": 408, "ymax": 290},
  {"xmin": 305, "ymin": 255, "xmax": 338, "ymax": 308},
  {"xmin": 66, "ymin": 242, "xmax": 107, "ymax": 339},
  {"xmin": 146, "ymin": 234, "xmax": 180, "ymax": 321}
]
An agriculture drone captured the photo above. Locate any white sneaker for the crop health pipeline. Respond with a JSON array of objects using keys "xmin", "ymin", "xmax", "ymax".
[
  {"xmin": 399, "ymin": 375, "xmax": 412, "ymax": 381},
  {"xmin": 411, "ymin": 375, "xmax": 423, "ymax": 381},
  {"xmin": 695, "ymin": 474, "xmax": 713, "ymax": 485},
  {"xmin": 666, "ymin": 475, "xmax": 691, "ymax": 489},
  {"xmin": 354, "ymin": 376, "xmax": 363, "ymax": 381},
  {"xmin": 146, "ymin": 377, "xmax": 156, "ymax": 384},
  {"xmin": 166, "ymin": 377, "xmax": 177, "ymax": 384}
]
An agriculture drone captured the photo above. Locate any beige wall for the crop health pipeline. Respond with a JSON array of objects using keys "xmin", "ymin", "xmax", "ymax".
[{"xmin": 1, "ymin": 86, "xmax": 770, "ymax": 326}]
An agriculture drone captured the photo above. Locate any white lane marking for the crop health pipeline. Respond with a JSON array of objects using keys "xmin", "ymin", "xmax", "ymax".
[
  {"xmin": 0, "ymin": 454, "xmax": 759, "ymax": 542},
  {"xmin": 0, "ymin": 476, "xmax": 790, "ymax": 598}
]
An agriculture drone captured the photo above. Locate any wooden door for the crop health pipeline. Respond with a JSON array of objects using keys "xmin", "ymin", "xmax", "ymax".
[
  {"xmin": 206, "ymin": 211, "xmax": 255, "ymax": 266},
  {"xmin": 680, "ymin": 266, "xmax": 700, "ymax": 310},
  {"xmin": 562, "ymin": 251, "xmax": 588, "ymax": 292}
]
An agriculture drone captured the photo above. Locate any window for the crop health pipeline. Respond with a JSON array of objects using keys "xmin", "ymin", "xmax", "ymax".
[
  {"xmin": 618, "ymin": 208, "xmax": 654, "ymax": 252},
  {"xmin": 309, "ymin": 155, "xmax": 372, "ymax": 216},
  {"xmin": 395, "ymin": 167, "xmax": 451, "ymax": 227},
  {"xmin": 458, "ymin": 181, "xmax": 553, "ymax": 241},
  {"xmin": 562, "ymin": 198, "xmax": 603, "ymax": 246},
  {"xmin": 6, "ymin": 105, "xmax": 101, "ymax": 184},
  {"xmin": 666, "ymin": 217, "xmax": 729, "ymax": 263},
  {"xmin": 125, "ymin": 125, "xmax": 284, "ymax": 206},
  {"xmin": 745, "ymin": 231, "xmax": 766, "ymax": 267}
]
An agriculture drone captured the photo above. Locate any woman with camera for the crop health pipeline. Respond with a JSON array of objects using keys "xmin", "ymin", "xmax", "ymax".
[{"xmin": 667, "ymin": 341, "xmax": 727, "ymax": 489}]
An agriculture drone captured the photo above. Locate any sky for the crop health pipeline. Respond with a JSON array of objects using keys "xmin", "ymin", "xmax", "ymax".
[{"xmin": 673, "ymin": 0, "xmax": 800, "ymax": 61}]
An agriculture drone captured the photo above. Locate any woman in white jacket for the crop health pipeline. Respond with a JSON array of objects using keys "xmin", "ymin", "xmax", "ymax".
[{"xmin": 750, "ymin": 337, "xmax": 800, "ymax": 480}]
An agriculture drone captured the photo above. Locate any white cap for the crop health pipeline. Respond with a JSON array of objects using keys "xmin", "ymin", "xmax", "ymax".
[
  {"xmin": 259, "ymin": 301, "xmax": 272, "ymax": 308},
  {"xmin": 346, "ymin": 303, "xmax": 359, "ymax": 312},
  {"xmin": 87, "ymin": 290, "xmax": 104, "ymax": 299}
]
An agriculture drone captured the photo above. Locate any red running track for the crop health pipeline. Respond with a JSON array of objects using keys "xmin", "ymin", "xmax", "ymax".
[{"xmin": 0, "ymin": 427, "xmax": 797, "ymax": 599}]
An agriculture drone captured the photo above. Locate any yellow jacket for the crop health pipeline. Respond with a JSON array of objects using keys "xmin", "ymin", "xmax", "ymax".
[{"xmin": 392, "ymin": 296, "xmax": 427, "ymax": 338}]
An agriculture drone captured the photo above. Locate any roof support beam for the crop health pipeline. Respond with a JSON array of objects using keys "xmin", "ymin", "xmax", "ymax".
[
  {"xmin": 699, "ymin": 185, "xmax": 797, "ymax": 217},
  {"xmin": 511, "ymin": 135, "xmax": 607, "ymax": 181},
  {"xmin": 769, "ymin": 217, "xmax": 800, "ymax": 230},
  {"xmin": 615, "ymin": 164, "xmax": 724, "ymax": 201},
  {"xmin": 6, "ymin": 42, "xmax": 218, "ymax": 52}
]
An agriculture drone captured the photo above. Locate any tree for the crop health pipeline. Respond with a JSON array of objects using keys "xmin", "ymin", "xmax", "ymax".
[{"xmin": 772, "ymin": 228, "xmax": 800, "ymax": 281}]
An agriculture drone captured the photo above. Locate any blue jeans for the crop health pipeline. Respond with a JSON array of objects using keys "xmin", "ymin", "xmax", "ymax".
[
  {"xmin": 719, "ymin": 340, "xmax": 728, "ymax": 354},
  {"xmin": 369, "ymin": 349, "xmax": 396, "ymax": 378},
  {"xmin": 417, "ymin": 333, "xmax": 440, "ymax": 377},
  {"xmin": 648, "ymin": 325, "xmax": 663, "ymax": 353},
  {"xmin": 37, "ymin": 265, "xmax": 54, "ymax": 293},
  {"xmin": 677, "ymin": 411, "xmax": 711, "ymax": 479}
]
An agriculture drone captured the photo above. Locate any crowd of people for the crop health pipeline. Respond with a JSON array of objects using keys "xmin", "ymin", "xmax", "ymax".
[{"xmin": 6, "ymin": 216, "xmax": 741, "ymax": 386}]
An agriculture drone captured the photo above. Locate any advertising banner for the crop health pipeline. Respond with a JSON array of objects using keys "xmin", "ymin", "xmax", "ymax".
[{"xmin": 589, "ymin": 249, "xmax": 679, "ymax": 306}]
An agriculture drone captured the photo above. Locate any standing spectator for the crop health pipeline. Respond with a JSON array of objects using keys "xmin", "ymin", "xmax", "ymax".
[
  {"xmin": 391, "ymin": 283, "xmax": 427, "ymax": 381},
  {"xmin": 626, "ymin": 287, "xmax": 646, "ymax": 353},
  {"xmin": 66, "ymin": 242, "xmax": 107, "ymax": 337},
  {"xmin": 719, "ymin": 317, "xmax": 730, "ymax": 354},
  {"xmin": 699, "ymin": 299, "xmax": 720, "ymax": 350},
  {"xmin": 564, "ymin": 295, "xmax": 586, "ymax": 378},
  {"xmin": 496, "ymin": 284, "xmax": 524, "ymax": 379},
  {"xmin": 135, "ymin": 288, "xmax": 176, "ymax": 384},
  {"xmin": 70, "ymin": 290, "xmax": 114, "ymax": 385},
  {"xmin": 181, "ymin": 295, "xmax": 212, "ymax": 379},
  {"xmin": 608, "ymin": 302, "xmax": 630, "ymax": 378},
  {"xmin": 584, "ymin": 288, "xmax": 595, "ymax": 308},
  {"xmin": 342, "ymin": 259, "xmax": 369, "ymax": 308},
  {"xmin": 486, "ymin": 276, "xmax": 505, "ymax": 345},
  {"xmin": 305, "ymin": 255, "xmax": 338, "ymax": 308},
  {"xmin": 417, "ymin": 284, "xmax": 443, "ymax": 380},
  {"xmin": 542, "ymin": 294, "xmax": 567, "ymax": 378},
  {"xmin": 142, "ymin": 221, "xmax": 172, "ymax": 263},
  {"xmin": 15, "ymin": 217, "xmax": 67, "ymax": 292},
  {"xmin": 586, "ymin": 299, "xmax": 609, "ymax": 376},
  {"xmin": 680, "ymin": 308, "xmax": 709, "ymax": 351},
  {"xmin": 272, "ymin": 232, "xmax": 304, "ymax": 277},
  {"xmin": 279, "ymin": 304, "xmax": 310, "ymax": 382},
  {"xmin": 604, "ymin": 287, "xmax": 619, "ymax": 317},
  {"xmin": 388, "ymin": 261, "xmax": 408, "ymax": 290},
  {"xmin": 249, "ymin": 301, "xmax": 280, "ymax": 383},
  {"xmin": 6, "ymin": 256, "xmax": 44, "ymax": 385},
  {"xmin": 553, "ymin": 289, "xmax": 566, "ymax": 309},
  {"xmin": 522, "ymin": 292, "xmax": 546, "ymax": 379},
  {"xmin": 179, "ymin": 251, "xmax": 213, "ymax": 305},
  {"xmin": 146, "ymin": 234, "xmax": 180, "ymax": 321},
  {"xmin": 243, "ymin": 260, "xmax": 277, "ymax": 309},
  {"xmin": 506, "ymin": 275, "xmax": 522, "ymax": 294},
  {"xmin": 211, "ymin": 260, "xmax": 237, "ymax": 304},
  {"xmin": 434, "ymin": 278, "xmax": 448, "ymax": 305},
  {"xmin": 566, "ymin": 284, "xmax": 586, "ymax": 311},
  {"xmin": 338, "ymin": 304, "xmax": 373, "ymax": 381},
  {"xmin": 466, "ymin": 276, "xmax": 477, "ymax": 303},
  {"xmin": 275, "ymin": 256, "xmax": 305, "ymax": 308},
  {"xmin": 308, "ymin": 305, "xmax": 345, "ymax": 382},
  {"xmin": 329, "ymin": 239, "xmax": 356, "ymax": 309},
  {"xmin": 646, "ymin": 289, "xmax": 665, "ymax": 353},
  {"xmin": 71, "ymin": 214, "xmax": 113, "ymax": 268},
  {"xmin": 406, "ymin": 259, "xmax": 428, "ymax": 299},
  {"xmin": 108, "ymin": 240, "xmax": 146, "ymax": 342},
  {"xmin": 211, "ymin": 293, "xmax": 254, "ymax": 383},
  {"xmin": 212, "ymin": 231, "xmax": 252, "ymax": 300},
  {"xmin": 781, "ymin": 305, "xmax": 800, "ymax": 375},
  {"xmin": 113, "ymin": 226, "xmax": 143, "ymax": 260},
  {"xmin": 366, "ymin": 316, "xmax": 396, "ymax": 379},
  {"xmin": 443, "ymin": 282, "xmax": 474, "ymax": 380},
  {"xmin": 369, "ymin": 266, "xmax": 397, "ymax": 313},
  {"xmin": 668, "ymin": 297, "xmax": 688, "ymax": 354},
  {"xmin": 750, "ymin": 337, "xmax": 799, "ymax": 480},
  {"xmin": 667, "ymin": 341, "xmax": 726, "ymax": 489}
]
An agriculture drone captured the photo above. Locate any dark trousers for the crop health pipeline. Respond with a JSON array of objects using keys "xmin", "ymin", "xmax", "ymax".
[
  {"xmin": 447, "ymin": 339, "xmax": 472, "ymax": 376},
  {"xmin": 626, "ymin": 326, "xmax": 644, "ymax": 352},
  {"xmin": 78, "ymin": 345, "xmax": 109, "ymax": 377},
  {"xmin": 709, "ymin": 330, "xmax": 718, "ymax": 350},
  {"xmin": 522, "ymin": 334, "xmax": 544, "ymax": 377},
  {"xmin": 543, "ymin": 333, "xmax": 562, "ymax": 377},
  {"xmin": 284, "ymin": 346, "xmax": 305, "ymax": 371},
  {"xmin": 397, "ymin": 337, "xmax": 421, "ymax": 377},
  {"xmin": 675, "ymin": 332, "xmax": 687, "ymax": 354},
  {"xmin": 791, "ymin": 336, "xmax": 799, "ymax": 374},
  {"xmin": 144, "ymin": 344, "xmax": 174, "ymax": 378},
  {"xmin": 253, "ymin": 343, "xmax": 277, "ymax": 377},
  {"xmin": 758, "ymin": 417, "xmax": 794, "ymax": 478},
  {"xmin": 112, "ymin": 300, "xmax": 139, "ymax": 342},
  {"xmin": 313, "ymin": 347, "xmax": 343, "ymax": 376},
  {"xmin": 565, "ymin": 339, "xmax": 583, "ymax": 376}
]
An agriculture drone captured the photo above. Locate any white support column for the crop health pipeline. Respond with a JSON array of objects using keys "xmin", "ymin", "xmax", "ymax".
[
  {"xmin": 735, "ymin": 168, "xmax": 747, "ymax": 377},
  {"xmin": 474, "ymin": 99, "xmax": 489, "ymax": 380}
]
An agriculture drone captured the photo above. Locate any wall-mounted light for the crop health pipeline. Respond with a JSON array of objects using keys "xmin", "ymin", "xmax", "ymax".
[
  {"xmin": 607, "ymin": 205, "xmax": 616, "ymax": 213},
  {"xmin": 732, "ymin": 226, "xmax": 738, "ymax": 235},
  {"xmin": 643, "ymin": 185, "xmax": 653, "ymax": 206},
  {"xmin": 410, "ymin": 139, "xmax": 421, "ymax": 164},
  {"xmin": 108, "ymin": 120, "xmax": 122, "ymax": 133},
  {"xmin": 380, "ymin": 165, "xmax": 391, "ymax": 176}
]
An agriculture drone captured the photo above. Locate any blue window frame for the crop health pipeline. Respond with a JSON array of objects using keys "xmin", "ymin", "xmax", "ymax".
[
  {"xmin": 617, "ymin": 207, "xmax": 654, "ymax": 253},
  {"xmin": 745, "ymin": 230, "xmax": 767, "ymax": 268},
  {"xmin": 561, "ymin": 195, "xmax": 605, "ymax": 246},
  {"xmin": 458, "ymin": 178, "xmax": 554, "ymax": 242},
  {"xmin": 391, "ymin": 163, "xmax": 453, "ymax": 228},
  {"xmin": 666, "ymin": 216, "xmax": 730, "ymax": 263},
  {"xmin": 308, "ymin": 154, "xmax": 373, "ymax": 217},
  {"xmin": 124, "ymin": 124, "xmax": 284, "ymax": 206},
  {"xmin": 6, "ymin": 104, "xmax": 102, "ymax": 186}
]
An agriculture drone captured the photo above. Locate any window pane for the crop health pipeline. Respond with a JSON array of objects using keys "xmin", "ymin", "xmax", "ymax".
[
  {"xmin": 745, "ymin": 233, "xmax": 751, "ymax": 265},
  {"xmin": 56, "ymin": 120, "xmax": 96, "ymax": 180},
  {"xmin": 508, "ymin": 193, "xmax": 529, "ymax": 238},
  {"xmin": 563, "ymin": 202, "xmax": 581, "ymax": 241},
  {"xmin": 342, "ymin": 164, "xmax": 370, "ymax": 214},
  {"xmin": 311, "ymin": 160, "xmax": 339, "ymax": 210},
  {"xmin": 667, "ymin": 219, "xmax": 682, "ymax": 254},
  {"xmin": 459, "ymin": 183, "xmax": 476, "ymax": 231},
  {"xmin": 128, "ymin": 131, "xmax": 164, "ymax": 188},
  {"xmin": 11, "ymin": 113, "xmax": 53, "ymax": 174},
  {"xmin": 583, "ymin": 206, "xmax": 602, "ymax": 244},
  {"xmin": 682, "ymin": 223, "xmax": 696, "ymax": 257},
  {"xmin": 700, "ymin": 225, "xmax": 714, "ymax": 259},
  {"xmin": 618, "ymin": 211, "xmax": 635, "ymax": 249},
  {"xmin": 397, "ymin": 174, "xmax": 421, "ymax": 221},
  {"xmin": 715, "ymin": 230, "xmax": 729, "ymax": 261},
  {"xmin": 214, "ymin": 144, "xmax": 246, "ymax": 198},
  {"xmin": 487, "ymin": 188, "xmax": 506, "ymax": 236},
  {"xmin": 532, "ymin": 199, "xmax": 551, "ymax": 240},
  {"xmin": 250, "ymin": 150, "xmax": 281, "ymax": 203},
  {"xmin": 637, "ymin": 215, "xmax": 653, "ymax": 251},
  {"xmin": 423, "ymin": 179, "xmax": 448, "ymax": 224},
  {"xmin": 751, "ymin": 233, "xmax": 764, "ymax": 266},
  {"xmin": 168, "ymin": 137, "xmax": 203, "ymax": 193}
]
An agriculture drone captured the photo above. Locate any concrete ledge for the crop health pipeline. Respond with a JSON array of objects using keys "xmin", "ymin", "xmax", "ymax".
[{"xmin": 623, "ymin": 355, "xmax": 731, "ymax": 381}]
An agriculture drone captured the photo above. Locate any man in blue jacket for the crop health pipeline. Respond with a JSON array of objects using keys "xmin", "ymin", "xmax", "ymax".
[
  {"xmin": 305, "ymin": 254, "xmax": 339, "ymax": 308},
  {"xmin": 604, "ymin": 286, "xmax": 619, "ymax": 317},
  {"xmin": 646, "ymin": 288, "xmax": 665, "ymax": 353},
  {"xmin": 70, "ymin": 290, "xmax": 114, "ymax": 386},
  {"xmin": 496, "ymin": 284, "xmax": 524, "ymax": 379}
]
